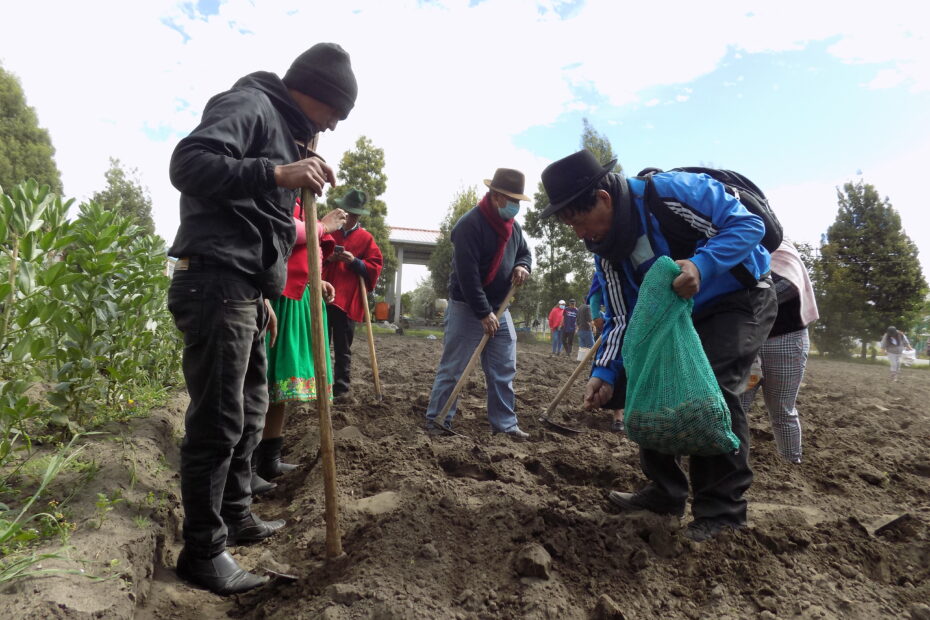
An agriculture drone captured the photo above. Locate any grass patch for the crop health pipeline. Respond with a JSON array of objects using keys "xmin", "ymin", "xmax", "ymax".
[{"xmin": 366, "ymin": 325, "xmax": 443, "ymax": 338}]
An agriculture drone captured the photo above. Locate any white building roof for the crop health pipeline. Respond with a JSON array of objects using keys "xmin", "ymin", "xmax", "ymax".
[{"xmin": 389, "ymin": 226, "xmax": 440, "ymax": 246}]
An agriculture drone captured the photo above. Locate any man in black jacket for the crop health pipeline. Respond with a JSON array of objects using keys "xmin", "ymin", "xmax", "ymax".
[
  {"xmin": 167, "ymin": 43, "xmax": 357, "ymax": 595},
  {"xmin": 423, "ymin": 168, "xmax": 532, "ymax": 439}
]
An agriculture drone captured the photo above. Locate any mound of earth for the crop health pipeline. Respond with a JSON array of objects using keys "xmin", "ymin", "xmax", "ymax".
[{"xmin": 3, "ymin": 334, "xmax": 929, "ymax": 619}]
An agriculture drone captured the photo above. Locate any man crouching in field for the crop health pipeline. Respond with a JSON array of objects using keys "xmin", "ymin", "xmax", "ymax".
[
  {"xmin": 166, "ymin": 43, "xmax": 357, "ymax": 594},
  {"xmin": 540, "ymin": 150, "xmax": 776, "ymax": 542}
]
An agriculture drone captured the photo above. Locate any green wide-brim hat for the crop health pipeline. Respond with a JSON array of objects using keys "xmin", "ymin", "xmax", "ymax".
[{"xmin": 333, "ymin": 188, "xmax": 370, "ymax": 215}]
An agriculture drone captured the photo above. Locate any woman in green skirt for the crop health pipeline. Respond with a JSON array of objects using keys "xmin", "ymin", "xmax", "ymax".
[{"xmin": 251, "ymin": 203, "xmax": 346, "ymax": 495}]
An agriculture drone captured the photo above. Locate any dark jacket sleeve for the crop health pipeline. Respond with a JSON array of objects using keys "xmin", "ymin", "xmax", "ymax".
[
  {"xmin": 169, "ymin": 89, "xmax": 277, "ymax": 199},
  {"xmin": 452, "ymin": 218, "xmax": 492, "ymax": 318},
  {"xmin": 514, "ymin": 224, "xmax": 532, "ymax": 273}
]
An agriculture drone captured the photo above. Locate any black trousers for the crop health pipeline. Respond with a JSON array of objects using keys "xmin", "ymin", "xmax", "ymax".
[
  {"xmin": 635, "ymin": 283, "xmax": 777, "ymax": 525},
  {"xmin": 326, "ymin": 304, "xmax": 355, "ymax": 396},
  {"xmin": 561, "ymin": 329, "xmax": 576, "ymax": 357},
  {"xmin": 167, "ymin": 269, "xmax": 268, "ymax": 558}
]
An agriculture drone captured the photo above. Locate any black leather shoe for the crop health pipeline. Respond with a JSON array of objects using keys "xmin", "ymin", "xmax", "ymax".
[
  {"xmin": 225, "ymin": 513, "xmax": 285, "ymax": 546},
  {"xmin": 176, "ymin": 548, "xmax": 268, "ymax": 595},
  {"xmin": 249, "ymin": 471, "xmax": 277, "ymax": 496},
  {"xmin": 255, "ymin": 437, "xmax": 298, "ymax": 480},
  {"xmin": 607, "ymin": 490, "xmax": 685, "ymax": 517}
]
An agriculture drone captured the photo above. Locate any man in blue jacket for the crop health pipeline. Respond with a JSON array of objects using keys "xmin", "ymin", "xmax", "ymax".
[
  {"xmin": 541, "ymin": 150, "xmax": 776, "ymax": 541},
  {"xmin": 167, "ymin": 43, "xmax": 357, "ymax": 594},
  {"xmin": 424, "ymin": 168, "xmax": 532, "ymax": 439}
]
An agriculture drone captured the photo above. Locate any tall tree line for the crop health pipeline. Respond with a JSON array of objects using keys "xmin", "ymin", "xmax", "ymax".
[
  {"xmin": 0, "ymin": 64, "xmax": 62, "ymax": 195},
  {"xmin": 521, "ymin": 119, "xmax": 621, "ymax": 319},
  {"xmin": 811, "ymin": 179, "xmax": 926, "ymax": 357}
]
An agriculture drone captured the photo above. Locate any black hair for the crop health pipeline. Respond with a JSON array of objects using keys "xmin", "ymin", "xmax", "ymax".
[{"xmin": 555, "ymin": 177, "xmax": 610, "ymax": 223}]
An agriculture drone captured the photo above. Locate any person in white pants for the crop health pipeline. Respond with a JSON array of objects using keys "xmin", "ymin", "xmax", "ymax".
[
  {"xmin": 881, "ymin": 326, "xmax": 912, "ymax": 382},
  {"xmin": 740, "ymin": 240, "xmax": 819, "ymax": 464}
]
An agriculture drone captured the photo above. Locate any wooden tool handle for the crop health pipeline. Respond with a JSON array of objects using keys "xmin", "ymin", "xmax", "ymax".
[
  {"xmin": 359, "ymin": 275, "xmax": 382, "ymax": 400},
  {"xmin": 303, "ymin": 180, "xmax": 342, "ymax": 559},
  {"xmin": 433, "ymin": 286, "xmax": 517, "ymax": 427},
  {"xmin": 543, "ymin": 334, "xmax": 604, "ymax": 418}
]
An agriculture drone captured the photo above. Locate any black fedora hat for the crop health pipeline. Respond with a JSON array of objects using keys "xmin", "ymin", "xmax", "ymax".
[
  {"xmin": 540, "ymin": 150, "xmax": 617, "ymax": 218},
  {"xmin": 484, "ymin": 168, "xmax": 530, "ymax": 202}
]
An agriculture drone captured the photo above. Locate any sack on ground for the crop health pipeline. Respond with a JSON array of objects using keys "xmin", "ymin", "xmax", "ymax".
[{"xmin": 622, "ymin": 256, "xmax": 740, "ymax": 456}]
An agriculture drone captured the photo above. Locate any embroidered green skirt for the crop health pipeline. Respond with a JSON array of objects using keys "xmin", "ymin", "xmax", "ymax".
[{"xmin": 266, "ymin": 288, "xmax": 333, "ymax": 404}]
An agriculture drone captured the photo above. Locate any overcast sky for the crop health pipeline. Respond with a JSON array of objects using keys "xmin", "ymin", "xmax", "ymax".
[{"xmin": 2, "ymin": 0, "xmax": 929, "ymax": 291}]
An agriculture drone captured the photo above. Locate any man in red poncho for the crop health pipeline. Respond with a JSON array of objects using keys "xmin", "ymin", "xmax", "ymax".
[{"xmin": 322, "ymin": 188, "xmax": 384, "ymax": 398}]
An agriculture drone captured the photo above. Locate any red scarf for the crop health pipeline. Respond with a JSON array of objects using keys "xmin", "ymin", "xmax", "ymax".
[{"xmin": 477, "ymin": 192, "xmax": 513, "ymax": 286}]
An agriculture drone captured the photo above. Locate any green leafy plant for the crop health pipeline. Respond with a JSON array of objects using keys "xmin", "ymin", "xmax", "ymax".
[
  {"xmin": 0, "ymin": 436, "xmax": 84, "ymax": 561},
  {"xmin": 91, "ymin": 490, "xmax": 123, "ymax": 530}
]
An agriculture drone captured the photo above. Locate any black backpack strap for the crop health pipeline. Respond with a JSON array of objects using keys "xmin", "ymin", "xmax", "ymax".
[
  {"xmin": 642, "ymin": 171, "xmax": 763, "ymax": 289},
  {"xmin": 641, "ymin": 173, "xmax": 714, "ymax": 261}
]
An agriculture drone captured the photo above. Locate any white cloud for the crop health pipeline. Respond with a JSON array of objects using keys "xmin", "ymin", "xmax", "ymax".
[
  {"xmin": 1, "ymin": 0, "xmax": 928, "ymax": 290},
  {"xmin": 768, "ymin": 140, "xmax": 930, "ymax": 277}
]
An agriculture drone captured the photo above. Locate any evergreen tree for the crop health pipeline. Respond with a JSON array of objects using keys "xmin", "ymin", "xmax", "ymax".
[
  {"xmin": 813, "ymin": 179, "xmax": 927, "ymax": 357},
  {"xmin": 428, "ymin": 187, "xmax": 478, "ymax": 298},
  {"xmin": 0, "ymin": 64, "xmax": 62, "ymax": 195},
  {"xmin": 90, "ymin": 157, "xmax": 156, "ymax": 236},
  {"xmin": 327, "ymin": 136, "xmax": 395, "ymax": 297},
  {"xmin": 523, "ymin": 118, "xmax": 623, "ymax": 310},
  {"xmin": 581, "ymin": 118, "xmax": 622, "ymax": 175}
]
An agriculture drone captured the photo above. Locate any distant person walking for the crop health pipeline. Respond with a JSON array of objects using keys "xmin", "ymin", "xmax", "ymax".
[
  {"xmin": 880, "ymin": 326, "xmax": 912, "ymax": 382},
  {"xmin": 561, "ymin": 298, "xmax": 579, "ymax": 357},
  {"xmin": 548, "ymin": 300, "xmax": 565, "ymax": 355},
  {"xmin": 739, "ymin": 240, "xmax": 818, "ymax": 464},
  {"xmin": 576, "ymin": 300, "xmax": 594, "ymax": 349}
]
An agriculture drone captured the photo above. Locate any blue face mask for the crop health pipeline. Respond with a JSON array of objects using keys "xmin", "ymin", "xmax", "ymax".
[{"xmin": 498, "ymin": 200, "xmax": 520, "ymax": 220}]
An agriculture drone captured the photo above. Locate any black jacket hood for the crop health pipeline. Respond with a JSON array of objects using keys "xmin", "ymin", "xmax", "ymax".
[{"xmin": 233, "ymin": 71, "xmax": 317, "ymax": 145}]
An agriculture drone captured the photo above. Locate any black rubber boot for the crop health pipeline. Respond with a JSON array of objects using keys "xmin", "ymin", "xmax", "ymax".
[
  {"xmin": 250, "ymin": 449, "xmax": 276, "ymax": 496},
  {"xmin": 256, "ymin": 437, "xmax": 298, "ymax": 480}
]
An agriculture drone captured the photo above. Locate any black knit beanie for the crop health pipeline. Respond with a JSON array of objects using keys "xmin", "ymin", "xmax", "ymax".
[{"xmin": 283, "ymin": 43, "xmax": 358, "ymax": 120}]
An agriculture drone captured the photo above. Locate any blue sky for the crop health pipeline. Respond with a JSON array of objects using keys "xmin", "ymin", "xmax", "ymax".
[
  {"xmin": 2, "ymin": 0, "xmax": 929, "ymax": 291},
  {"xmin": 520, "ymin": 42, "xmax": 930, "ymax": 186}
]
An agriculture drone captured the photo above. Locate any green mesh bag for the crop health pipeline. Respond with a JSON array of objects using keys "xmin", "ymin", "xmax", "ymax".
[{"xmin": 621, "ymin": 256, "xmax": 739, "ymax": 456}]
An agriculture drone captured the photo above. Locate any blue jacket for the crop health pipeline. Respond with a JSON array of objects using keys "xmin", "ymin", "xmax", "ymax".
[{"xmin": 593, "ymin": 172, "xmax": 771, "ymax": 386}]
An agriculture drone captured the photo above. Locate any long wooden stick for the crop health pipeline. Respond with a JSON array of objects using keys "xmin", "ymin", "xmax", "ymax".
[
  {"xmin": 359, "ymin": 274, "xmax": 382, "ymax": 400},
  {"xmin": 543, "ymin": 334, "xmax": 604, "ymax": 418},
  {"xmin": 302, "ymin": 180, "xmax": 342, "ymax": 559},
  {"xmin": 433, "ymin": 286, "xmax": 517, "ymax": 429}
]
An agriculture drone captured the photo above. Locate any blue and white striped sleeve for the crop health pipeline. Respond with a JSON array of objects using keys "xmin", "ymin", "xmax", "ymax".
[{"xmin": 591, "ymin": 256, "xmax": 627, "ymax": 385}]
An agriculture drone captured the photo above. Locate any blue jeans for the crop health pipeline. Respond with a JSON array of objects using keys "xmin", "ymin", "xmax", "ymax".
[
  {"xmin": 577, "ymin": 329, "xmax": 594, "ymax": 348},
  {"xmin": 551, "ymin": 328, "xmax": 562, "ymax": 354},
  {"xmin": 425, "ymin": 300, "xmax": 519, "ymax": 432}
]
